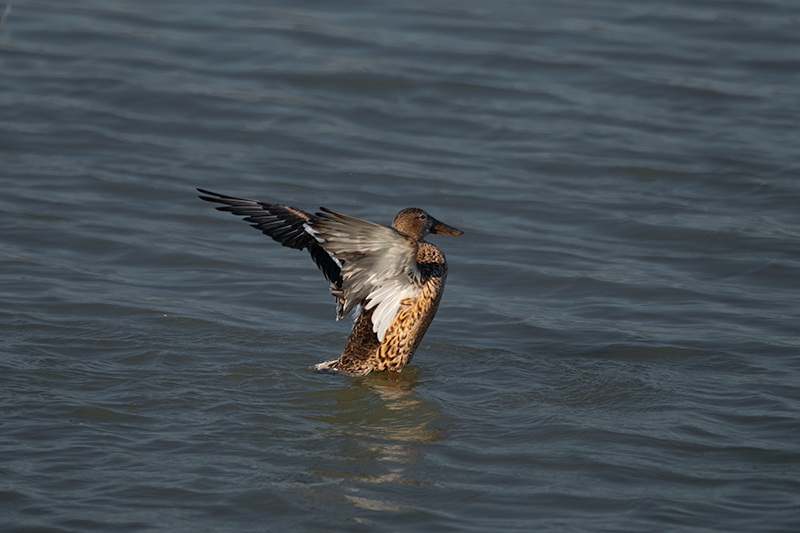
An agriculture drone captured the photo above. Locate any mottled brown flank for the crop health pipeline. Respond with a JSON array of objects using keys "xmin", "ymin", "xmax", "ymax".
[{"xmin": 320, "ymin": 242, "xmax": 447, "ymax": 375}]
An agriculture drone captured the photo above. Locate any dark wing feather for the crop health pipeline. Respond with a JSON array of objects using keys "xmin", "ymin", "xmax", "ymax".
[{"xmin": 197, "ymin": 188, "xmax": 342, "ymax": 288}]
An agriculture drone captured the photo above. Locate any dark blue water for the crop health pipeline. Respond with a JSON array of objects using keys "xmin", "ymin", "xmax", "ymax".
[{"xmin": 2, "ymin": 1, "xmax": 799, "ymax": 531}]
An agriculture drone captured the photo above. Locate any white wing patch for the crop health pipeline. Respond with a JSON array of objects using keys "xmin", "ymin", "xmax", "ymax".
[
  {"xmin": 364, "ymin": 278, "xmax": 421, "ymax": 341},
  {"xmin": 307, "ymin": 209, "xmax": 422, "ymax": 341}
]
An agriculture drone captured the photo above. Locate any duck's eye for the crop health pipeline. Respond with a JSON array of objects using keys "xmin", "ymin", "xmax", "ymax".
[{"xmin": 419, "ymin": 214, "xmax": 427, "ymax": 220}]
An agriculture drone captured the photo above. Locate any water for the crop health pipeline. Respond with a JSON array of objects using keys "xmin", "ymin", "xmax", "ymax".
[{"xmin": 2, "ymin": 0, "xmax": 799, "ymax": 531}]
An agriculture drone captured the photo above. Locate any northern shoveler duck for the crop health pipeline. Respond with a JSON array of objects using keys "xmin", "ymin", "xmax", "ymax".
[{"xmin": 197, "ymin": 188, "xmax": 463, "ymax": 375}]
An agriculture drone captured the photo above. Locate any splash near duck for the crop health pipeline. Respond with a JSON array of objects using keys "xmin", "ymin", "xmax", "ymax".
[{"xmin": 197, "ymin": 189, "xmax": 462, "ymax": 375}]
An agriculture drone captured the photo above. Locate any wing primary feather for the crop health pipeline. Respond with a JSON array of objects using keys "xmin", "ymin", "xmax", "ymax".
[{"xmin": 197, "ymin": 188, "xmax": 342, "ymax": 288}]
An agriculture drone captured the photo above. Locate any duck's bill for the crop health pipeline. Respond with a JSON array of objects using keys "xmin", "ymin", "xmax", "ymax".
[{"xmin": 430, "ymin": 220, "xmax": 463, "ymax": 236}]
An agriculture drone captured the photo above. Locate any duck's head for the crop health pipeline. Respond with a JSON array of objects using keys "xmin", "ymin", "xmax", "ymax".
[{"xmin": 391, "ymin": 207, "xmax": 463, "ymax": 241}]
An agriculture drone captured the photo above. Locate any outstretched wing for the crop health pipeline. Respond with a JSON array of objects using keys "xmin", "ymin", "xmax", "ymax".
[
  {"xmin": 197, "ymin": 189, "xmax": 342, "ymax": 289},
  {"xmin": 307, "ymin": 207, "xmax": 422, "ymax": 342}
]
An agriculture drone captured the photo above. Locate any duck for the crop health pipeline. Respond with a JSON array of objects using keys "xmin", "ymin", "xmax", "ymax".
[{"xmin": 197, "ymin": 188, "xmax": 463, "ymax": 375}]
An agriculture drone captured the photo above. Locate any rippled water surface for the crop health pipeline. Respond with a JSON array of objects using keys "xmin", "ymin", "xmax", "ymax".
[{"xmin": 2, "ymin": 1, "xmax": 799, "ymax": 531}]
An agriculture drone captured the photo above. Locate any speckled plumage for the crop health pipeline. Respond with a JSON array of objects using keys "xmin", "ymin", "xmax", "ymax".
[{"xmin": 197, "ymin": 189, "xmax": 462, "ymax": 375}]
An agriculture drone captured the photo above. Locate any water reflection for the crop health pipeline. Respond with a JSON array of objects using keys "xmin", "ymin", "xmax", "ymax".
[
  {"xmin": 319, "ymin": 367, "xmax": 444, "ymax": 443},
  {"xmin": 305, "ymin": 367, "xmax": 443, "ymax": 511}
]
